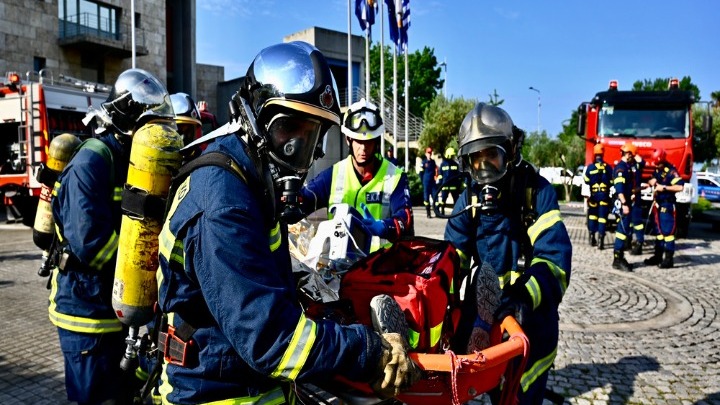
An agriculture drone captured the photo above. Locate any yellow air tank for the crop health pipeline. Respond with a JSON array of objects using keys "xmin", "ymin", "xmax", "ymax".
[
  {"xmin": 34, "ymin": 133, "xmax": 81, "ymax": 276},
  {"xmin": 113, "ymin": 121, "xmax": 182, "ymax": 327}
]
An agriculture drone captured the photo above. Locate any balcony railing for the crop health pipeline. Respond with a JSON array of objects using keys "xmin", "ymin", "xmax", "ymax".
[{"xmin": 58, "ymin": 12, "xmax": 146, "ymax": 55}]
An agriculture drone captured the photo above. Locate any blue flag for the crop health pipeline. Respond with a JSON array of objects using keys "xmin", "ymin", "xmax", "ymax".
[
  {"xmin": 385, "ymin": 0, "xmax": 398, "ymax": 48},
  {"xmin": 355, "ymin": 0, "xmax": 378, "ymax": 39},
  {"xmin": 398, "ymin": 0, "xmax": 410, "ymax": 52}
]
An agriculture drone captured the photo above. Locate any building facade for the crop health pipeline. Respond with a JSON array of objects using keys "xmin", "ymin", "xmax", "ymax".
[{"xmin": 0, "ymin": 0, "xmax": 195, "ymax": 95}]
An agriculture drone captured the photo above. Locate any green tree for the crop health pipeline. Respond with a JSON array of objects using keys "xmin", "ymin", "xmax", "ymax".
[
  {"xmin": 488, "ymin": 89, "xmax": 504, "ymax": 106},
  {"xmin": 369, "ymin": 44, "xmax": 443, "ymax": 117},
  {"xmin": 692, "ymin": 103, "xmax": 720, "ymax": 163},
  {"xmin": 711, "ymin": 90, "xmax": 720, "ymax": 108},
  {"xmin": 632, "ymin": 76, "xmax": 700, "ymax": 100},
  {"xmin": 418, "ymin": 95, "xmax": 476, "ymax": 157}
]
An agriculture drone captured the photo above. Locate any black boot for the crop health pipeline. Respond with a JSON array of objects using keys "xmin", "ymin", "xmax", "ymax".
[
  {"xmin": 598, "ymin": 234, "xmax": 605, "ymax": 250},
  {"xmin": 612, "ymin": 250, "xmax": 633, "ymax": 272},
  {"xmin": 426, "ymin": 205, "xmax": 432, "ymax": 218},
  {"xmin": 659, "ymin": 251, "xmax": 674, "ymax": 268},
  {"xmin": 630, "ymin": 241, "xmax": 643, "ymax": 256},
  {"xmin": 590, "ymin": 233, "xmax": 597, "ymax": 247},
  {"xmin": 644, "ymin": 243, "xmax": 663, "ymax": 266}
]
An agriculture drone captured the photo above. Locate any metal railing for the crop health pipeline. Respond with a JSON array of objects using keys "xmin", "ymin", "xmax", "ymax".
[
  {"xmin": 338, "ymin": 87, "xmax": 423, "ymax": 146},
  {"xmin": 59, "ymin": 12, "xmax": 145, "ymax": 48}
]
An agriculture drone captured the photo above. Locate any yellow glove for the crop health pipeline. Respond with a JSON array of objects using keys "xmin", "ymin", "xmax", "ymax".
[{"xmin": 371, "ymin": 332, "xmax": 422, "ymax": 398}]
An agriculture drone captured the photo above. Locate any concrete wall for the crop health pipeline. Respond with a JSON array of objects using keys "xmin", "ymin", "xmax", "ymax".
[
  {"xmin": 0, "ymin": 0, "xmax": 173, "ymax": 87},
  {"xmin": 196, "ymin": 63, "xmax": 224, "ymax": 118}
]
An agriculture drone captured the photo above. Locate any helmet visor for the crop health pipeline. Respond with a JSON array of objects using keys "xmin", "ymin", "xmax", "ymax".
[
  {"xmin": 463, "ymin": 144, "xmax": 508, "ymax": 184},
  {"xmin": 344, "ymin": 107, "xmax": 382, "ymax": 132},
  {"xmin": 251, "ymin": 44, "xmax": 316, "ymax": 113},
  {"xmin": 266, "ymin": 114, "xmax": 323, "ymax": 173}
]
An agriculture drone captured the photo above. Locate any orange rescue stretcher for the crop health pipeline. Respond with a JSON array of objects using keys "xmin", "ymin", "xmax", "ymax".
[{"xmin": 301, "ymin": 316, "xmax": 529, "ymax": 405}]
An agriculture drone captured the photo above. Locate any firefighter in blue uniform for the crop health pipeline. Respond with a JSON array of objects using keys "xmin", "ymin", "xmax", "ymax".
[
  {"xmin": 437, "ymin": 147, "xmax": 462, "ymax": 215},
  {"xmin": 50, "ymin": 69, "xmax": 174, "ymax": 405},
  {"xmin": 300, "ymin": 98, "xmax": 413, "ymax": 251},
  {"xmin": 611, "ymin": 141, "xmax": 640, "ymax": 271},
  {"xmin": 584, "ymin": 143, "xmax": 613, "ymax": 250},
  {"xmin": 419, "ymin": 147, "xmax": 438, "ymax": 218},
  {"xmin": 444, "ymin": 103, "xmax": 572, "ymax": 404},
  {"xmin": 157, "ymin": 42, "xmax": 420, "ymax": 404},
  {"xmin": 643, "ymin": 148, "xmax": 684, "ymax": 268},
  {"xmin": 628, "ymin": 146, "xmax": 647, "ymax": 255}
]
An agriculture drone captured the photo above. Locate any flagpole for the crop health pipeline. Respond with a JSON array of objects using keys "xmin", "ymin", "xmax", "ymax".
[
  {"xmin": 379, "ymin": 1, "xmax": 385, "ymax": 154},
  {"xmin": 404, "ymin": 46, "xmax": 409, "ymax": 171},
  {"xmin": 347, "ymin": 0, "xmax": 352, "ymax": 107},
  {"xmin": 392, "ymin": 42, "xmax": 397, "ymax": 160},
  {"xmin": 365, "ymin": 30, "xmax": 370, "ymax": 99}
]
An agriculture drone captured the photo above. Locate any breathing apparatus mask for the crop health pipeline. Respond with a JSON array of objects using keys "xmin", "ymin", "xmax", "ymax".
[{"xmin": 232, "ymin": 41, "xmax": 341, "ymax": 224}]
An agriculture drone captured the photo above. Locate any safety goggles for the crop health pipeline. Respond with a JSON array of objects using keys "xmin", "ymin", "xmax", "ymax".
[
  {"xmin": 266, "ymin": 113, "xmax": 323, "ymax": 173},
  {"xmin": 343, "ymin": 107, "xmax": 382, "ymax": 132}
]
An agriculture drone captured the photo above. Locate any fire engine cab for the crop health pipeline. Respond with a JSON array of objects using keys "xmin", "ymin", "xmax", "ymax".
[{"xmin": 0, "ymin": 70, "xmax": 110, "ymax": 223}]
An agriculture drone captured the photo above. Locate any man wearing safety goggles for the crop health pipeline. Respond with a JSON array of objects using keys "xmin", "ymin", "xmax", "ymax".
[{"xmin": 300, "ymin": 98, "xmax": 413, "ymax": 251}]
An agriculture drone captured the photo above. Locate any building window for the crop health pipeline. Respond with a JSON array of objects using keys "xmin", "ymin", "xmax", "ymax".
[
  {"xmin": 59, "ymin": 0, "xmax": 119, "ymax": 39},
  {"xmin": 33, "ymin": 57, "xmax": 46, "ymax": 73}
]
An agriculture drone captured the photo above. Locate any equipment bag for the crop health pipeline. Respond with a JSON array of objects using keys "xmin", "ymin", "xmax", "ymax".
[{"xmin": 339, "ymin": 237, "xmax": 459, "ymax": 353}]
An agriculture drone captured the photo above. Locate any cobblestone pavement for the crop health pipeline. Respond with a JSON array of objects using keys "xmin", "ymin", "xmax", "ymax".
[{"xmin": 0, "ymin": 205, "xmax": 718, "ymax": 404}]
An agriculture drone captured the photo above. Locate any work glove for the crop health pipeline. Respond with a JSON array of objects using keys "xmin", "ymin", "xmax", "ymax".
[
  {"xmin": 371, "ymin": 332, "xmax": 422, "ymax": 399},
  {"xmin": 360, "ymin": 203, "xmax": 388, "ymax": 238},
  {"xmin": 494, "ymin": 275, "xmax": 532, "ymax": 326}
]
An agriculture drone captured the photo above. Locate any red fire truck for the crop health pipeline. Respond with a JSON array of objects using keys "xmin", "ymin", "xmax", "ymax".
[
  {"xmin": 0, "ymin": 70, "xmax": 110, "ymax": 223},
  {"xmin": 576, "ymin": 78, "xmax": 710, "ymax": 237}
]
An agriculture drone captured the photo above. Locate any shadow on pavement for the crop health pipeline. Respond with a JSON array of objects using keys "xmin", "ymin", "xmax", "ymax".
[
  {"xmin": 694, "ymin": 392, "xmax": 720, "ymax": 405},
  {"xmin": 0, "ymin": 355, "xmax": 71, "ymax": 404},
  {"xmin": 548, "ymin": 355, "xmax": 660, "ymax": 404}
]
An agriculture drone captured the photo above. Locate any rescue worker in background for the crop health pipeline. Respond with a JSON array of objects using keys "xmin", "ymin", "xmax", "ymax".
[
  {"xmin": 419, "ymin": 147, "xmax": 438, "ymax": 218},
  {"xmin": 157, "ymin": 42, "xmax": 420, "ymax": 404},
  {"xmin": 300, "ymin": 98, "xmax": 413, "ymax": 250},
  {"xmin": 50, "ymin": 68, "xmax": 175, "ymax": 405},
  {"xmin": 444, "ymin": 103, "xmax": 572, "ymax": 404},
  {"xmin": 628, "ymin": 147, "xmax": 647, "ymax": 256},
  {"xmin": 437, "ymin": 147, "xmax": 462, "ymax": 215},
  {"xmin": 644, "ymin": 148, "xmax": 684, "ymax": 268},
  {"xmin": 170, "ymin": 92, "xmax": 202, "ymax": 146},
  {"xmin": 611, "ymin": 141, "xmax": 641, "ymax": 271},
  {"xmin": 385, "ymin": 147, "xmax": 399, "ymax": 166},
  {"xmin": 583, "ymin": 143, "xmax": 613, "ymax": 250}
]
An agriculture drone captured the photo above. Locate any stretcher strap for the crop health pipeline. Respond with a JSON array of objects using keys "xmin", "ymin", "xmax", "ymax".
[{"xmin": 447, "ymin": 350, "xmax": 487, "ymax": 405}]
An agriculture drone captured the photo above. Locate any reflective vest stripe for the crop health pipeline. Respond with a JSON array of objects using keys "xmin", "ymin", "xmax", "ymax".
[
  {"xmin": 525, "ymin": 275, "xmax": 541, "ymax": 310},
  {"xmin": 270, "ymin": 313, "xmax": 317, "ymax": 381},
  {"xmin": 429, "ymin": 322, "xmax": 443, "ymax": 348},
  {"xmin": 269, "ymin": 222, "xmax": 281, "ymax": 252},
  {"xmin": 89, "ymin": 230, "xmax": 119, "ymax": 269},
  {"xmin": 530, "ymin": 257, "xmax": 568, "ymax": 296},
  {"xmin": 328, "ymin": 157, "xmax": 401, "ymax": 221},
  {"xmin": 521, "ymin": 346, "xmax": 557, "ymax": 393},
  {"xmin": 527, "ymin": 209, "xmax": 562, "ymax": 246},
  {"xmin": 113, "ymin": 186, "xmax": 123, "ymax": 202},
  {"xmin": 48, "ymin": 270, "xmax": 123, "ymax": 333}
]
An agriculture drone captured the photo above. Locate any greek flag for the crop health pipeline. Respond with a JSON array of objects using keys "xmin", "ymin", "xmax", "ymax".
[
  {"xmin": 384, "ymin": 0, "xmax": 399, "ymax": 48},
  {"xmin": 355, "ymin": 0, "xmax": 378, "ymax": 39},
  {"xmin": 398, "ymin": 0, "xmax": 410, "ymax": 52}
]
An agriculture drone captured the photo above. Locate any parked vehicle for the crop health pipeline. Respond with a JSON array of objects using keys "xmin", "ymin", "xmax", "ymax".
[
  {"xmin": 698, "ymin": 172, "xmax": 720, "ymax": 202},
  {"xmin": 0, "ymin": 70, "xmax": 110, "ymax": 222},
  {"xmin": 539, "ymin": 167, "xmax": 574, "ymax": 185}
]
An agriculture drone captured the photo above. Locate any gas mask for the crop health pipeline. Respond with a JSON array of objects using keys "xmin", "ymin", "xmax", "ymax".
[{"xmin": 264, "ymin": 113, "xmax": 325, "ymax": 224}]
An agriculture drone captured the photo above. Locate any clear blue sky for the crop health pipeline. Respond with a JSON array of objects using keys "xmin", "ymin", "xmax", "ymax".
[{"xmin": 197, "ymin": 0, "xmax": 719, "ymax": 137}]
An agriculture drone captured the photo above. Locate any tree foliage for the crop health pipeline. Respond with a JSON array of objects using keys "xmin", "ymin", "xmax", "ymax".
[
  {"xmin": 488, "ymin": 89, "xmax": 504, "ymax": 106},
  {"xmin": 632, "ymin": 76, "xmax": 700, "ymax": 100},
  {"xmin": 368, "ymin": 44, "xmax": 443, "ymax": 117},
  {"xmin": 418, "ymin": 95, "xmax": 476, "ymax": 157}
]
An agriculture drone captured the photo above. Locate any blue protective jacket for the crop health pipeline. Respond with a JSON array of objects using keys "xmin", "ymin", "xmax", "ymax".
[
  {"xmin": 613, "ymin": 159, "xmax": 644, "ymax": 204},
  {"xmin": 419, "ymin": 157, "xmax": 437, "ymax": 184},
  {"xmin": 157, "ymin": 134, "xmax": 381, "ymax": 404},
  {"xmin": 652, "ymin": 163, "xmax": 684, "ymax": 203},
  {"xmin": 583, "ymin": 160, "xmax": 613, "ymax": 202},
  {"xmin": 438, "ymin": 158, "xmax": 462, "ymax": 192},
  {"xmin": 49, "ymin": 133, "xmax": 127, "ymax": 334},
  {"xmin": 444, "ymin": 165, "xmax": 572, "ymax": 396}
]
